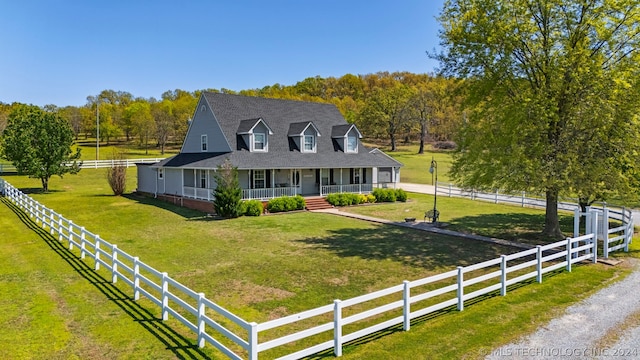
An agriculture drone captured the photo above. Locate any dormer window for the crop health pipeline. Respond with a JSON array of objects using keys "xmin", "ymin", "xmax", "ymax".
[
  {"xmin": 254, "ymin": 133, "xmax": 266, "ymax": 151},
  {"xmin": 304, "ymin": 134, "xmax": 315, "ymax": 152},
  {"xmin": 332, "ymin": 124, "xmax": 362, "ymax": 154},
  {"xmin": 201, "ymin": 134, "xmax": 208, "ymax": 152},
  {"xmin": 347, "ymin": 135, "xmax": 358, "ymax": 153},
  {"xmin": 238, "ymin": 118, "xmax": 273, "ymax": 153}
]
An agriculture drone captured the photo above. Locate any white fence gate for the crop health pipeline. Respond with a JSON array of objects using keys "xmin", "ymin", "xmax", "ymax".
[{"xmin": 0, "ymin": 178, "xmax": 634, "ymax": 359}]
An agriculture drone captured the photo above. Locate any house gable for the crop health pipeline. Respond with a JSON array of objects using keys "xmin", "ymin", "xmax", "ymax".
[{"xmin": 180, "ymin": 96, "xmax": 232, "ymax": 153}]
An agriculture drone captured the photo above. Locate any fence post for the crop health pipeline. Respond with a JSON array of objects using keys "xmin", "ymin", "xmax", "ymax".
[
  {"xmin": 334, "ymin": 299, "xmax": 343, "ymax": 357},
  {"xmin": 94, "ymin": 238, "xmax": 100, "ymax": 270},
  {"xmin": 500, "ymin": 255, "xmax": 507, "ymax": 296},
  {"xmin": 248, "ymin": 322, "xmax": 258, "ymax": 360},
  {"xmin": 197, "ymin": 293, "xmax": 205, "ymax": 348},
  {"xmin": 80, "ymin": 232, "xmax": 87, "ymax": 259},
  {"xmin": 566, "ymin": 238, "xmax": 572, "ymax": 272},
  {"xmin": 111, "ymin": 244, "xmax": 118, "ymax": 283},
  {"xmin": 67, "ymin": 220, "xmax": 73, "ymax": 244},
  {"xmin": 133, "ymin": 257, "xmax": 140, "ymax": 300},
  {"xmin": 521, "ymin": 191, "xmax": 525, "ymax": 207},
  {"xmin": 625, "ymin": 222, "xmax": 631, "ymax": 252},
  {"xmin": 591, "ymin": 211, "xmax": 598, "ymax": 263},
  {"xmin": 573, "ymin": 208, "xmax": 580, "ymax": 237},
  {"xmin": 603, "ymin": 206, "xmax": 610, "ymax": 259},
  {"xmin": 403, "ymin": 280, "xmax": 410, "ymax": 331},
  {"xmin": 536, "ymin": 246, "xmax": 543, "ymax": 283},
  {"xmin": 448, "ymin": 183, "xmax": 452, "ymax": 197},
  {"xmin": 457, "ymin": 266, "xmax": 464, "ymax": 311},
  {"xmin": 495, "ymin": 189, "xmax": 499, "ymax": 204},
  {"xmin": 57, "ymin": 217, "xmax": 63, "ymax": 240},
  {"xmin": 162, "ymin": 272, "xmax": 169, "ymax": 320},
  {"xmin": 49, "ymin": 210, "xmax": 55, "ymax": 234}
]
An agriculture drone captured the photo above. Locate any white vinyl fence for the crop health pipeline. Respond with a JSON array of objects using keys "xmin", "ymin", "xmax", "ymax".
[
  {"xmin": 0, "ymin": 178, "xmax": 634, "ymax": 359},
  {"xmin": 0, "ymin": 158, "xmax": 164, "ymax": 173}
]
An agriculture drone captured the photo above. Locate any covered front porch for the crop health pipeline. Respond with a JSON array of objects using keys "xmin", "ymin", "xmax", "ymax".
[{"xmin": 180, "ymin": 166, "xmax": 398, "ymax": 201}]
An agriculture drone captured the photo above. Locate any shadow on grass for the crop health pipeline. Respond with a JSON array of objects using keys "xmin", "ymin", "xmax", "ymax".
[
  {"xmin": 297, "ymin": 224, "xmax": 518, "ymax": 269},
  {"xmin": 122, "ymin": 193, "xmax": 206, "ymax": 220},
  {"xmin": 447, "ymin": 212, "xmax": 574, "ymax": 245},
  {"xmin": 306, "ymin": 267, "xmax": 570, "ymax": 359},
  {"xmin": 1, "ymin": 197, "xmax": 213, "ymax": 360}
]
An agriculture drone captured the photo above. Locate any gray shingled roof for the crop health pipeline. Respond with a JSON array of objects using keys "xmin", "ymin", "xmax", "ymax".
[
  {"xmin": 331, "ymin": 124, "xmax": 355, "ymax": 138},
  {"xmin": 159, "ymin": 92, "xmax": 402, "ymax": 170}
]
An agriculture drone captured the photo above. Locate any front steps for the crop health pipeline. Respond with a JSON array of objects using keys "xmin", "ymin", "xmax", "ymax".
[{"xmin": 305, "ymin": 197, "xmax": 333, "ymax": 211}]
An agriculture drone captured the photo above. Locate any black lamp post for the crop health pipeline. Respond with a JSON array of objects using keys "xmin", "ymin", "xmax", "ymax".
[{"xmin": 429, "ymin": 157, "xmax": 438, "ymax": 223}]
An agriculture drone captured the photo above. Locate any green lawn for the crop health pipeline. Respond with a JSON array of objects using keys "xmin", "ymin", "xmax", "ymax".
[
  {"xmin": 364, "ymin": 143, "xmax": 454, "ymax": 184},
  {"xmin": 73, "ymin": 138, "xmax": 179, "ymax": 161},
  {"xmin": 342, "ymin": 193, "xmax": 575, "ymax": 245},
  {"xmin": 1, "ymin": 168, "xmax": 637, "ymax": 359}
]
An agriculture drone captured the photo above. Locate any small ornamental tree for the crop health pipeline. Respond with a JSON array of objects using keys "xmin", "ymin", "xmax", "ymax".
[
  {"xmin": 0, "ymin": 104, "xmax": 81, "ymax": 192},
  {"xmin": 106, "ymin": 150, "xmax": 127, "ymax": 196},
  {"xmin": 212, "ymin": 159, "xmax": 242, "ymax": 218}
]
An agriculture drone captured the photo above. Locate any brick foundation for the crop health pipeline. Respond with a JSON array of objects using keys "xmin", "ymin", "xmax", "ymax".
[{"xmin": 137, "ymin": 192, "xmax": 216, "ymax": 214}]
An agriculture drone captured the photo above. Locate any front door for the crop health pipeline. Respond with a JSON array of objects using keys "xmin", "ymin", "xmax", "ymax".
[
  {"xmin": 301, "ymin": 169, "xmax": 316, "ymax": 195},
  {"xmin": 291, "ymin": 170, "xmax": 301, "ymax": 194}
]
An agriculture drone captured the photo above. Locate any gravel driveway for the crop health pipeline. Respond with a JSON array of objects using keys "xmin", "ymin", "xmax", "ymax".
[{"xmin": 486, "ymin": 260, "xmax": 640, "ymax": 359}]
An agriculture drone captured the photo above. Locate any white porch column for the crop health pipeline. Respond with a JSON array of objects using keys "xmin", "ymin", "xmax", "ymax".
[
  {"xmin": 340, "ymin": 168, "xmax": 343, "ymax": 193},
  {"xmin": 271, "ymin": 169, "xmax": 275, "ymax": 198},
  {"xmin": 181, "ymin": 169, "xmax": 184, "ymax": 197}
]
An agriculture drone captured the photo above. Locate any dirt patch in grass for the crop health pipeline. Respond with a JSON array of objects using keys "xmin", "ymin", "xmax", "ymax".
[{"xmin": 223, "ymin": 280, "xmax": 295, "ymax": 305}]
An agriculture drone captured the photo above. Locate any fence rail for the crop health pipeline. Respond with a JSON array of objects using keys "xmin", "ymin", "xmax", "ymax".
[
  {"xmin": 0, "ymin": 158, "xmax": 164, "ymax": 174},
  {"xmin": 0, "ymin": 177, "xmax": 634, "ymax": 359}
]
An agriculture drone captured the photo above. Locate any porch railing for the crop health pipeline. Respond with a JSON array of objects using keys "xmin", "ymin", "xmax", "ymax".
[
  {"xmin": 183, "ymin": 186, "xmax": 213, "ymax": 201},
  {"xmin": 242, "ymin": 186, "xmax": 299, "ymax": 200}
]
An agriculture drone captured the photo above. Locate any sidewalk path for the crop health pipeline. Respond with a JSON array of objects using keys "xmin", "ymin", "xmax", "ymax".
[{"xmin": 312, "ymin": 208, "xmax": 533, "ymax": 250}]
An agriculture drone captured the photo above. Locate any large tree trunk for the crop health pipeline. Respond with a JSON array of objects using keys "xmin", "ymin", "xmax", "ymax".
[
  {"xmin": 390, "ymin": 132, "xmax": 397, "ymax": 151},
  {"xmin": 41, "ymin": 177, "xmax": 49, "ymax": 192},
  {"xmin": 418, "ymin": 121, "xmax": 426, "ymax": 154},
  {"xmin": 542, "ymin": 189, "xmax": 564, "ymax": 239}
]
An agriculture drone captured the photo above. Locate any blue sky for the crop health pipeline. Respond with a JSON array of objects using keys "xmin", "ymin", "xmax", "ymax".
[{"xmin": 0, "ymin": 0, "xmax": 444, "ymax": 107}]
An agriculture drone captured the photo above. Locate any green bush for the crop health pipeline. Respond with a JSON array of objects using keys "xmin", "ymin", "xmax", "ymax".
[
  {"xmin": 373, "ymin": 188, "xmax": 397, "ymax": 203},
  {"xmin": 294, "ymin": 195, "xmax": 306, "ymax": 210},
  {"xmin": 395, "ymin": 188, "xmax": 408, "ymax": 202},
  {"xmin": 267, "ymin": 197, "xmax": 285, "ymax": 213},
  {"xmin": 326, "ymin": 193, "xmax": 340, "ymax": 206},
  {"xmin": 358, "ymin": 194, "xmax": 368, "ymax": 204},
  {"xmin": 242, "ymin": 200, "xmax": 263, "ymax": 216},
  {"xmin": 267, "ymin": 196, "xmax": 305, "ymax": 213},
  {"xmin": 366, "ymin": 194, "xmax": 376, "ymax": 203},
  {"xmin": 325, "ymin": 193, "xmax": 362, "ymax": 206},
  {"xmin": 284, "ymin": 196, "xmax": 297, "ymax": 211}
]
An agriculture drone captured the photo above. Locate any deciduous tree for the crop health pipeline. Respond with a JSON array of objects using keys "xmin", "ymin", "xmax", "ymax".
[
  {"xmin": 437, "ymin": 0, "xmax": 640, "ymax": 238},
  {"xmin": 0, "ymin": 104, "xmax": 81, "ymax": 191}
]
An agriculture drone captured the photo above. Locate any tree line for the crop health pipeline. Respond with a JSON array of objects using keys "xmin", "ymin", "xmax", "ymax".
[{"xmin": 0, "ymin": 72, "xmax": 463, "ymax": 154}]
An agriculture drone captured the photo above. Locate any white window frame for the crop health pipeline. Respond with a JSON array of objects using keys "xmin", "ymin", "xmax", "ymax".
[
  {"xmin": 303, "ymin": 134, "xmax": 315, "ymax": 152},
  {"xmin": 253, "ymin": 133, "xmax": 267, "ymax": 152},
  {"xmin": 254, "ymin": 170, "xmax": 266, "ymax": 189},
  {"xmin": 158, "ymin": 168, "xmax": 164, "ymax": 179},
  {"xmin": 346, "ymin": 135, "xmax": 358, "ymax": 153},
  {"xmin": 201, "ymin": 134, "xmax": 208, "ymax": 152}
]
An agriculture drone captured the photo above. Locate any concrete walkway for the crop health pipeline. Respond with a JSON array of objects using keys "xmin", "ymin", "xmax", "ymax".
[{"xmin": 312, "ymin": 208, "xmax": 534, "ymax": 250}]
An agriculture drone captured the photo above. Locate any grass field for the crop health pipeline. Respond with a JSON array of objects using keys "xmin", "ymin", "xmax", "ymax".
[
  {"xmin": 342, "ymin": 193, "xmax": 575, "ymax": 245},
  {"xmin": 73, "ymin": 138, "xmax": 180, "ymax": 161},
  {"xmin": 1, "ymin": 168, "xmax": 637, "ymax": 359},
  {"xmin": 364, "ymin": 142, "xmax": 454, "ymax": 184}
]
